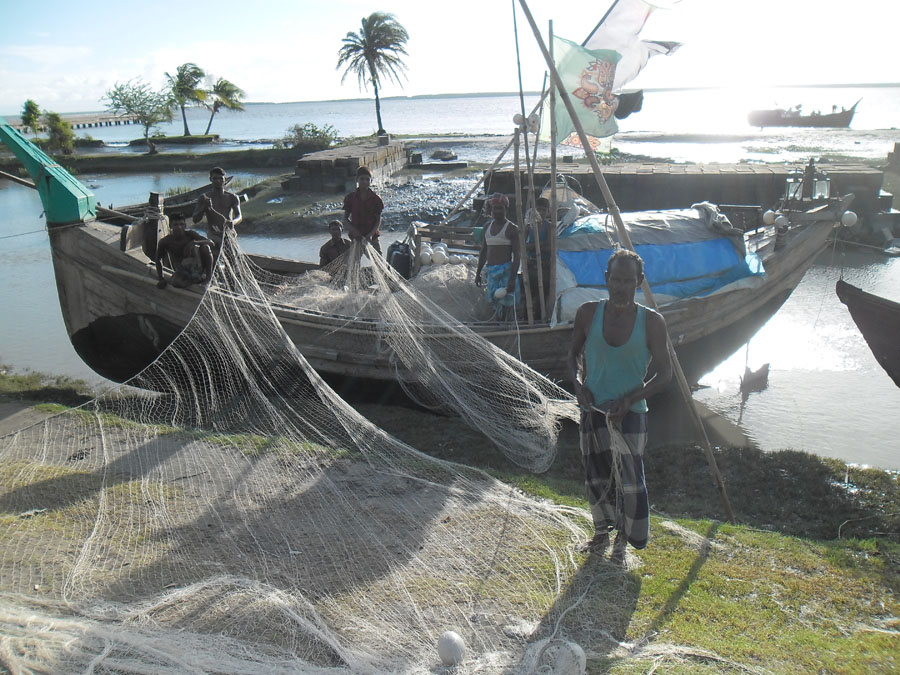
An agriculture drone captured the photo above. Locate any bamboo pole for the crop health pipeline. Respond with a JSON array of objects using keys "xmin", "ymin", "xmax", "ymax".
[
  {"xmin": 0, "ymin": 169, "xmax": 36, "ymax": 189},
  {"xmin": 513, "ymin": 129, "xmax": 535, "ymax": 324},
  {"xmin": 517, "ymin": 0, "xmax": 735, "ymax": 523},
  {"xmin": 548, "ymin": 20, "xmax": 558, "ymax": 322}
]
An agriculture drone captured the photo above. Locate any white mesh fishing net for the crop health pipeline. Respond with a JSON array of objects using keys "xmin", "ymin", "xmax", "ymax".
[{"xmin": 0, "ymin": 234, "xmax": 597, "ymax": 673}]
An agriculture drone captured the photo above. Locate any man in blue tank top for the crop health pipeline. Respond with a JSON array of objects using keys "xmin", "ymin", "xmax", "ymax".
[{"xmin": 567, "ymin": 249, "xmax": 672, "ymax": 561}]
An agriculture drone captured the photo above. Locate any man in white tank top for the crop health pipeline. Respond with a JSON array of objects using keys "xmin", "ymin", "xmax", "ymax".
[{"xmin": 474, "ymin": 193, "xmax": 521, "ymax": 319}]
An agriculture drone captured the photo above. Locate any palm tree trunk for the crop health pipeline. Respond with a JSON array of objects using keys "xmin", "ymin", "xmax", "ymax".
[
  {"xmin": 370, "ymin": 65, "xmax": 385, "ymax": 135},
  {"xmin": 204, "ymin": 103, "xmax": 219, "ymax": 136},
  {"xmin": 374, "ymin": 87, "xmax": 385, "ymax": 135},
  {"xmin": 181, "ymin": 105, "xmax": 191, "ymax": 136}
]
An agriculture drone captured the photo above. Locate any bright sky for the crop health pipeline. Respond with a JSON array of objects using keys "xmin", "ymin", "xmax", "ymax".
[{"xmin": 0, "ymin": 0, "xmax": 894, "ymax": 116}]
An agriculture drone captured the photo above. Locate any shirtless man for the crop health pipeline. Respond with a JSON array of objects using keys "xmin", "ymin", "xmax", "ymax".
[
  {"xmin": 155, "ymin": 214, "xmax": 214, "ymax": 289},
  {"xmin": 568, "ymin": 248, "xmax": 672, "ymax": 560},
  {"xmin": 474, "ymin": 192, "xmax": 521, "ymax": 318},
  {"xmin": 191, "ymin": 166, "xmax": 242, "ymax": 255}
]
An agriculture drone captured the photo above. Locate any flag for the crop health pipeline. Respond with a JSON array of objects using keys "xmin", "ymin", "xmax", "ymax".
[
  {"xmin": 540, "ymin": 0, "xmax": 681, "ymax": 150},
  {"xmin": 585, "ymin": 0, "xmax": 681, "ymax": 92},
  {"xmin": 541, "ymin": 36, "xmax": 622, "ymax": 146}
]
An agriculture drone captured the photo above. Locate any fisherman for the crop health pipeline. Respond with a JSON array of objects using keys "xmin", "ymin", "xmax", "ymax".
[
  {"xmin": 567, "ymin": 248, "xmax": 672, "ymax": 561},
  {"xmin": 155, "ymin": 214, "xmax": 214, "ymax": 289},
  {"xmin": 343, "ymin": 166, "xmax": 384, "ymax": 255},
  {"xmin": 319, "ymin": 220, "xmax": 352, "ymax": 267},
  {"xmin": 191, "ymin": 166, "xmax": 242, "ymax": 256},
  {"xmin": 474, "ymin": 192, "xmax": 521, "ymax": 319}
]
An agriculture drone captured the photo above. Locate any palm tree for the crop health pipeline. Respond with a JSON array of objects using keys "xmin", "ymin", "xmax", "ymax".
[
  {"xmin": 336, "ymin": 12, "xmax": 409, "ymax": 135},
  {"xmin": 165, "ymin": 62, "xmax": 207, "ymax": 136},
  {"xmin": 203, "ymin": 77, "xmax": 246, "ymax": 135}
]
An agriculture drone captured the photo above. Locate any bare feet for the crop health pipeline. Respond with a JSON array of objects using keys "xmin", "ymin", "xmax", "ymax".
[
  {"xmin": 577, "ymin": 532, "xmax": 610, "ymax": 554},
  {"xmin": 610, "ymin": 531, "xmax": 627, "ymax": 564}
]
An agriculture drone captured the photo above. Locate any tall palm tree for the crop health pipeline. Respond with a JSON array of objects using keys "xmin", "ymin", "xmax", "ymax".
[
  {"xmin": 336, "ymin": 12, "xmax": 409, "ymax": 135},
  {"xmin": 203, "ymin": 77, "xmax": 246, "ymax": 135},
  {"xmin": 165, "ymin": 62, "xmax": 206, "ymax": 136}
]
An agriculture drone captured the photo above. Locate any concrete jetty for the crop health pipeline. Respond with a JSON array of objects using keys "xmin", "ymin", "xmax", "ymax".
[{"xmin": 486, "ymin": 161, "xmax": 889, "ymax": 223}]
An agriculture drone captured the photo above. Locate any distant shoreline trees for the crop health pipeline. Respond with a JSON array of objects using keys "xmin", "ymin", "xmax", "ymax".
[
  {"xmin": 21, "ymin": 100, "xmax": 41, "ymax": 135},
  {"xmin": 103, "ymin": 80, "xmax": 174, "ymax": 143}
]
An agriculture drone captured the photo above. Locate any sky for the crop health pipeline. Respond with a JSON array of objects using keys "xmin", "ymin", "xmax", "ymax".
[{"xmin": 0, "ymin": 0, "xmax": 894, "ymax": 116}]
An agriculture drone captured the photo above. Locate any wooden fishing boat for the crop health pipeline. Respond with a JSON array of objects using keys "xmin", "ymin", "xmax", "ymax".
[
  {"xmin": 836, "ymin": 278, "xmax": 900, "ymax": 388},
  {"xmin": 748, "ymin": 100, "xmax": 860, "ymax": 128},
  {"xmin": 0, "ymin": 121, "xmax": 848, "ymax": 385}
]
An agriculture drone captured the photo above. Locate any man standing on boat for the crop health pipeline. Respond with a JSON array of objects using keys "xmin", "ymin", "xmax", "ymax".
[
  {"xmin": 474, "ymin": 192, "xmax": 521, "ymax": 319},
  {"xmin": 343, "ymin": 166, "xmax": 384, "ymax": 254},
  {"xmin": 192, "ymin": 166, "xmax": 242, "ymax": 255},
  {"xmin": 568, "ymin": 248, "xmax": 672, "ymax": 561}
]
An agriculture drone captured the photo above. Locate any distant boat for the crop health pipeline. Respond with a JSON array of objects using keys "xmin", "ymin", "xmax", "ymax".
[
  {"xmin": 836, "ymin": 278, "xmax": 900, "ymax": 388},
  {"xmin": 748, "ymin": 99, "xmax": 860, "ymax": 128}
]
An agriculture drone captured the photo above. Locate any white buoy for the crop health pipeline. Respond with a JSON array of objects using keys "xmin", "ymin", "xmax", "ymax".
[
  {"xmin": 494, "ymin": 287, "xmax": 507, "ymax": 300},
  {"xmin": 841, "ymin": 210, "xmax": 858, "ymax": 227},
  {"xmin": 419, "ymin": 251, "xmax": 432, "ymax": 265},
  {"xmin": 762, "ymin": 210, "xmax": 776, "ymax": 225},
  {"xmin": 432, "ymin": 249, "xmax": 448, "ymax": 265},
  {"xmin": 513, "ymin": 113, "xmax": 525, "ymax": 127},
  {"xmin": 774, "ymin": 215, "xmax": 789, "ymax": 228},
  {"xmin": 437, "ymin": 631, "xmax": 465, "ymax": 666},
  {"xmin": 449, "ymin": 254, "xmax": 461, "ymax": 264}
]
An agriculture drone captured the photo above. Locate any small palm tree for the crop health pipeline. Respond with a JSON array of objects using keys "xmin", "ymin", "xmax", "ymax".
[
  {"xmin": 336, "ymin": 12, "xmax": 409, "ymax": 135},
  {"xmin": 165, "ymin": 62, "xmax": 207, "ymax": 136},
  {"xmin": 203, "ymin": 77, "xmax": 246, "ymax": 135}
]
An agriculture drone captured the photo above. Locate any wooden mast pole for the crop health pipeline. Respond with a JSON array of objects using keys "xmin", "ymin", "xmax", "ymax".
[
  {"xmin": 513, "ymin": 129, "xmax": 535, "ymax": 324},
  {"xmin": 548, "ymin": 20, "xmax": 558, "ymax": 322},
  {"xmin": 517, "ymin": 0, "xmax": 735, "ymax": 523}
]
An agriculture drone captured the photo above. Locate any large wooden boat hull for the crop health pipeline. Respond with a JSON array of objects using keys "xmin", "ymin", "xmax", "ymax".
[
  {"xmin": 836, "ymin": 278, "xmax": 900, "ymax": 388},
  {"xmin": 48, "ymin": 217, "xmax": 835, "ymax": 386}
]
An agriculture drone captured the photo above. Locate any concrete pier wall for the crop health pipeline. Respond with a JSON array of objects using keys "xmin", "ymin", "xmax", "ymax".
[{"xmin": 486, "ymin": 162, "xmax": 887, "ymax": 221}]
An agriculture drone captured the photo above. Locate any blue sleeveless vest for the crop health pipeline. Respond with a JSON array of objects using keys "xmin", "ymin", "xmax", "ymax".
[{"xmin": 583, "ymin": 300, "xmax": 650, "ymax": 413}]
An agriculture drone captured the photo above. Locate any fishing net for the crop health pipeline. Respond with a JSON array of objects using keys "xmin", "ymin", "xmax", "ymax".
[
  {"xmin": 0, "ymin": 234, "xmax": 603, "ymax": 673},
  {"xmin": 251, "ymin": 238, "xmax": 577, "ymax": 472}
]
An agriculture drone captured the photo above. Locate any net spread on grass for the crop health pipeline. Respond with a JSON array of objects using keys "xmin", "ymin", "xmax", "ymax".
[{"xmin": 0, "ymin": 235, "xmax": 605, "ymax": 673}]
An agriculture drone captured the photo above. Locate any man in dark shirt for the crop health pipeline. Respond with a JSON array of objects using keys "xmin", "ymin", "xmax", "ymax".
[
  {"xmin": 155, "ymin": 215, "xmax": 214, "ymax": 289},
  {"xmin": 342, "ymin": 166, "xmax": 384, "ymax": 254},
  {"xmin": 319, "ymin": 220, "xmax": 352, "ymax": 267}
]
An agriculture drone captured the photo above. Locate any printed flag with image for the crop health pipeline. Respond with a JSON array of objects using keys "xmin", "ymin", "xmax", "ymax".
[{"xmin": 541, "ymin": 0, "xmax": 681, "ymax": 150}]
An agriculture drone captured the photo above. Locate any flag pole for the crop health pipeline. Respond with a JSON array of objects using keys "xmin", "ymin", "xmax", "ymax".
[
  {"xmin": 513, "ymin": 128, "xmax": 535, "ymax": 324},
  {"xmin": 548, "ymin": 20, "xmax": 558, "ymax": 321},
  {"xmin": 516, "ymin": 0, "xmax": 735, "ymax": 523}
]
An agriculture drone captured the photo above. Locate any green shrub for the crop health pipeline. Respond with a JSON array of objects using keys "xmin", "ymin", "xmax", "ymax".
[{"xmin": 275, "ymin": 122, "xmax": 338, "ymax": 151}]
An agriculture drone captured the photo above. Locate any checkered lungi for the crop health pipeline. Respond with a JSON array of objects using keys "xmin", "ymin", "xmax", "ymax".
[{"xmin": 580, "ymin": 408, "xmax": 650, "ymax": 549}]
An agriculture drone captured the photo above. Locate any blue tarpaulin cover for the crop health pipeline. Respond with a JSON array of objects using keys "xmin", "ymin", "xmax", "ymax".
[{"xmin": 557, "ymin": 209, "xmax": 764, "ymax": 299}]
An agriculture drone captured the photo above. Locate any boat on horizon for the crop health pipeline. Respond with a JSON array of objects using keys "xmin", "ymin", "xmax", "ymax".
[
  {"xmin": 748, "ymin": 99, "xmax": 860, "ymax": 128},
  {"xmin": 0, "ymin": 120, "xmax": 853, "ymax": 388}
]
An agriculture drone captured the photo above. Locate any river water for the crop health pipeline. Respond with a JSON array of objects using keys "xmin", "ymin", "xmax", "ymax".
[{"xmin": 2, "ymin": 90, "xmax": 899, "ymax": 470}]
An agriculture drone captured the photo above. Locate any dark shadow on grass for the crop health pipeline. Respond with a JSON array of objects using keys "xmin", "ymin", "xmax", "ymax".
[{"xmin": 646, "ymin": 521, "xmax": 719, "ymax": 637}]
